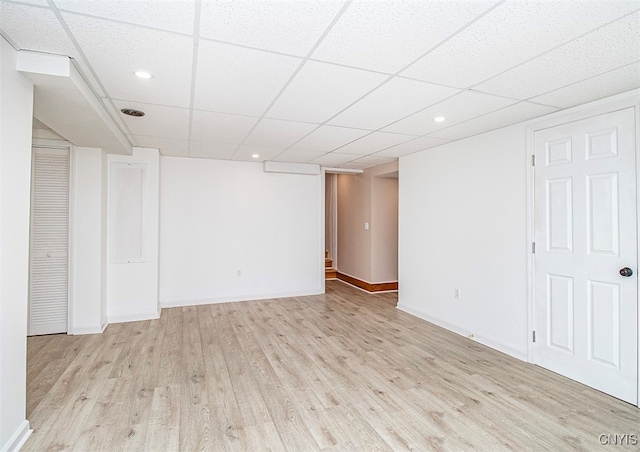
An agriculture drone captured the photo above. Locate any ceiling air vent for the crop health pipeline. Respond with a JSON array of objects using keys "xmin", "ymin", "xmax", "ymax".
[{"xmin": 120, "ymin": 108, "xmax": 145, "ymax": 117}]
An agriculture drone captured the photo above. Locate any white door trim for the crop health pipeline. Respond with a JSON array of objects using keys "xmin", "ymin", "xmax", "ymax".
[{"xmin": 525, "ymin": 91, "xmax": 640, "ymax": 407}]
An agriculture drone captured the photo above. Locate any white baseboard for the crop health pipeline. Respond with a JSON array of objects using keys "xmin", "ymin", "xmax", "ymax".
[
  {"xmin": 108, "ymin": 307, "xmax": 160, "ymax": 324},
  {"xmin": 160, "ymin": 288, "xmax": 323, "ymax": 309},
  {"xmin": 396, "ymin": 303, "xmax": 528, "ymax": 361},
  {"xmin": 69, "ymin": 322, "xmax": 107, "ymax": 335},
  {"xmin": 1, "ymin": 420, "xmax": 31, "ymax": 452}
]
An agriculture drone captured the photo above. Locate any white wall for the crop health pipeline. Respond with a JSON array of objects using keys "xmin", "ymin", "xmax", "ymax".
[
  {"xmin": 159, "ymin": 157, "xmax": 323, "ymax": 306},
  {"xmin": 101, "ymin": 149, "xmax": 108, "ymax": 326},
  {"xmin": 0, "ymin": 37, "xmax": 34, "ymax": 451},
  {"xmin": 398, "ymin": 124, "xmax": 529, "ymax": 360},
  {"xmin": 337, "ymin": 161, "xmax": 399, "ymax": 284},
  {"xmin": 337, "ymin": 172, "xmax": 372, "ymax": 281},
  {"xmin": 70, "ymin": 147, "xmax": 105, "ymax": 334},
  {"xmin": 371, "ymin": 175, "xmax": 398, "ymax": 282},
  {"xmin": 107, "ymin": 147, "xmax": 160, "ymax": 322}
]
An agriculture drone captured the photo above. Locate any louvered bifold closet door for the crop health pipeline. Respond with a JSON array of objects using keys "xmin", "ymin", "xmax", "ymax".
[{"xmin": 29, "ymin": 147, "xmax": 70, "ymax": 336}]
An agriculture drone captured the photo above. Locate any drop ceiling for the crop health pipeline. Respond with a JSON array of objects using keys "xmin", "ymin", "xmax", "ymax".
[{"xmin": 1, "ymin": 0, "xmax": 639, "ymax": 170}]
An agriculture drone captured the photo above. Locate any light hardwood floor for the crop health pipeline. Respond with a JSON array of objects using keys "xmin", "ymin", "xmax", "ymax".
[{"xmin": 25, "ymin": 281, "xmax": 639, "ymax": 451}]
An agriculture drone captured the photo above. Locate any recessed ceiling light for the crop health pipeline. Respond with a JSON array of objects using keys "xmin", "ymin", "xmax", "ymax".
[
  {"xmin": 434, "ymin": 116, "xmax": 446, "ymax": 123},
  {"xmin": 134, "ymin": 71, "xmax": 153, "ymax": 79},
  {"xmin": 251, "ymin": 153, "xmax": 260, "ymax": 159}
]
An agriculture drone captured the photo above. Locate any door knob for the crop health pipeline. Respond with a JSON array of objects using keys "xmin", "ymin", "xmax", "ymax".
[{"xmin": 619, "ymin": 267, "xmax": 633, "ymax": 277}]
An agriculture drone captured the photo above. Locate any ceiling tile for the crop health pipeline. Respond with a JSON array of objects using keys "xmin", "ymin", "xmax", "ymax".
[
  {"xmin": 383, "ymin": 90, "xmax": 516, "ymax": 136},
  {"xmin": 273, "ymin": 149, "xmax": 326, "ymax": 164},
  {"xmin": 1, "ymin": 3, "xmax": 78, "ymax": 56},
  {"xmin": 133, "ymin": 135, "xmax": 189, "ymax": 157},
  {"xmin": 336, "ymin": 131, "xmax": 414, "ymax": 156},
  {"xmin": 0, "ymin": 4, "xmax": 109, "ymax": 97},
  {"xmin": 244, "ymin": 118, "xmax": 319, "ymax": 149},
  {"xmin": 189, "ymin": 141, "xmax": 237, "ymax": 160},
  {"xmin": 474, "ymin": 12, "xmax": 640, "ymax": 100},
  {"xmin": 5, "ymin": 0, "xmax": 49, "ymax": 6},
  {"xmin": 402, "ymin": 1, "xmax": 640, "ymax": 88},
  {"xmin": 194, "ymin": 40, "xmax": 301, "ymax": 116},
  {"xmin": 114, "ymin": 100, "xmax": 189, "ymax": 139},
  {"xmin": 62, "ymin": 13, "xmax": 194, "ymax": 107},
  {"xmin": 346, "ymin": 155, "xmax": 395, "ymax": 167},
  {"xmin": 374, "ymin": 136, "xmax": 450, "ymax": 158},
  {"xmin": 199, "ymin": 0, "xmax": 345, "ymax": 56},
  {"xmin": 430, "ymin": 102, "xmax": 558, "ymax": 141},
  {"xmin": 53, "ymin": 1, "xmax": 195, "ymax": 35},
  {"xmin": 191, "ymin": 110, "xmax": 259, "ymax": 144},
  {"xmin": 289, "ymin": 125, "xmax": 370, "ymax": 152},
  {"xmin": 328, "ymin": 78, "xmax": 460, "ymax": 130},
  {"xmin": 311, "ymin": 152, "xmax": 356, "ymax": 166},
  {"xmin": 234, "ymin": 145, "xmax": 284, "ymax": 163},
  {"xmin": 267, "ymin": 61, "xmax": 388, "ymax": 123},
  {"xmin": 530, "ymin": 62, "xmax": 640, "ymax": 109},
  {"xmin": 312, "ymin": 0, "xmax": 495, "ymax": 73}
]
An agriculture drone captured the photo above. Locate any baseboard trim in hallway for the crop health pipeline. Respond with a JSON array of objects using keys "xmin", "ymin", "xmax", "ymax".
[{"xmin": 336, "ymin": 271, "xmax": 398, "ymax": 293}]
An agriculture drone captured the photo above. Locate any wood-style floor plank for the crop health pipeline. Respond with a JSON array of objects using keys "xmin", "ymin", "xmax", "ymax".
[{"xmin": 24, "ymin": 281, "xmax": 640, "ymax": 451}]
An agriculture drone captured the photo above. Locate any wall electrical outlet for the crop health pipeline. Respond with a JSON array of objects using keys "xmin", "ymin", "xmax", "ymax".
[
  {"xmin": 364, "ymin": 222, "xmax": 369, "ymax": 230},
  {"xmin": 237, "ymin": 270, "xmax": 242, "ymax": 277},
  {"xmin": 454, "ymin": 288, "xmax": 460, "ymax": 299}
]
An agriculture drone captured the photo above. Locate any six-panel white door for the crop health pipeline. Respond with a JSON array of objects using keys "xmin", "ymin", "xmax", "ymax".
[{"xmin": 534, "ymin": 108, "xmax": 638, "ymax": 404}]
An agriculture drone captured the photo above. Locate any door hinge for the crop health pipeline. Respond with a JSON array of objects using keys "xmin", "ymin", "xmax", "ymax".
[
  {"xmin": 533, "ymin": 331, "xmax": 536, "ymax": 343},
  {"xmin": 532, "ymin": 155, "xmax": 536, "ymax": 166},
  {"xmin": 532, "ymin": 242, "xmax": 536, "ymax": 254}
]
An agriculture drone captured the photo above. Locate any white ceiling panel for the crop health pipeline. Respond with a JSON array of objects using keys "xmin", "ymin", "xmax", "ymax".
[
  {"xmin": 199, "ymin": 0, "xmax": 345, "ymax": 56},
  {"xmin": 272, "ymin": 149, "xmax": 326, "ymax": 163},
  {"xmin": 194, "ymin": 40, "xmax": 301, "ymax": 116},
  {"xmin": 114, "ymin": 100, "xmax": 189, "ymax": 139},
  {"xmin": 3, "ymin": 0, "xmax": 48, "ymax": 7},
  {"xmin": 402, "ymin": 1, "xmax": 640, "ymax": 88},
  {"xmin": 312, "ymin": 0, "xmax": 495, "ymax": 74},
  {"xmin": 267, "ymin": 61, "xmax": 388, "ymax": 123},
  {"xmin": 63, "ymin": 13, "xmax": 194, "ymax": 107},
  {"xmin": 329, "ymin": 77, "xmax": 460, "ymax": 131},
  {"xmin": 244, "ymin": 118, "xmax": 318, "ymax": 149},
  {"xmin": 133, "ymin": 135, "xmax": 189, "ymax": 157},
  {"xmin": 191, "ymin": 110, "xmax": 259, "ymax": 144},
  {"xmin": 234, "ymin": 145, "xmax": 284, "ymax": 163},
  {"xmin": 53, "ymin": 1, "xmax": 195, "ymax": 35},
  {"xmin": 189, "ymin": 141, "xmax": 237, "ymax": 160},
  {"xmin": 2, "ymin": 1, "xmax": 638, "ymax": 170},
  {"xmin": 431, "ymin": 102, "xmax": 558, "ymax": 141},
  {"xmin": 344, "ymin": 155, "xmax": 395, "ymax": 168},
  {"xmin": 1, "ymin": 3, "xmax": 78, "ymax": 56},
  {"xmin": 311, "ymin": 152, "xmax": 356, "ymax": 166},
  {"xmin": 290, "ymin": 125, "xmax": 370, "ymax": 152},
  {"xmin": 383, "ymin": 90, "xmax": 516, "ymax": 136},
  {"xmin": 475, "ymin": 12, "xmax": 640, "ymax": 100},
  {"xmin": 374, "ymin": 136, "xmax": 450, "ymax": 158},
  {"xmin": 336, "ymin": 131, "xmax": 414, "ymax": 155},
  {"xmin": 530, "ymin": 62, "xmax": 640, "ymax": 109}
]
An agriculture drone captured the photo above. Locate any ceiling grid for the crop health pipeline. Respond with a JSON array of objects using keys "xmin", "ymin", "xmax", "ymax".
[{"xmin": 1, "ymin": 0, "xmax": 638, "ymax": 168}]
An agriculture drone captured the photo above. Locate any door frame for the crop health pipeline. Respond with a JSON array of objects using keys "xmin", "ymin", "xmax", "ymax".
[
  {"xmin": 525, "ymin": 90, "xmax": 640, "ymax": 407},
  {"xmin": 29, "ymin": 139, "xmax": 74, "ymax": 336}
]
